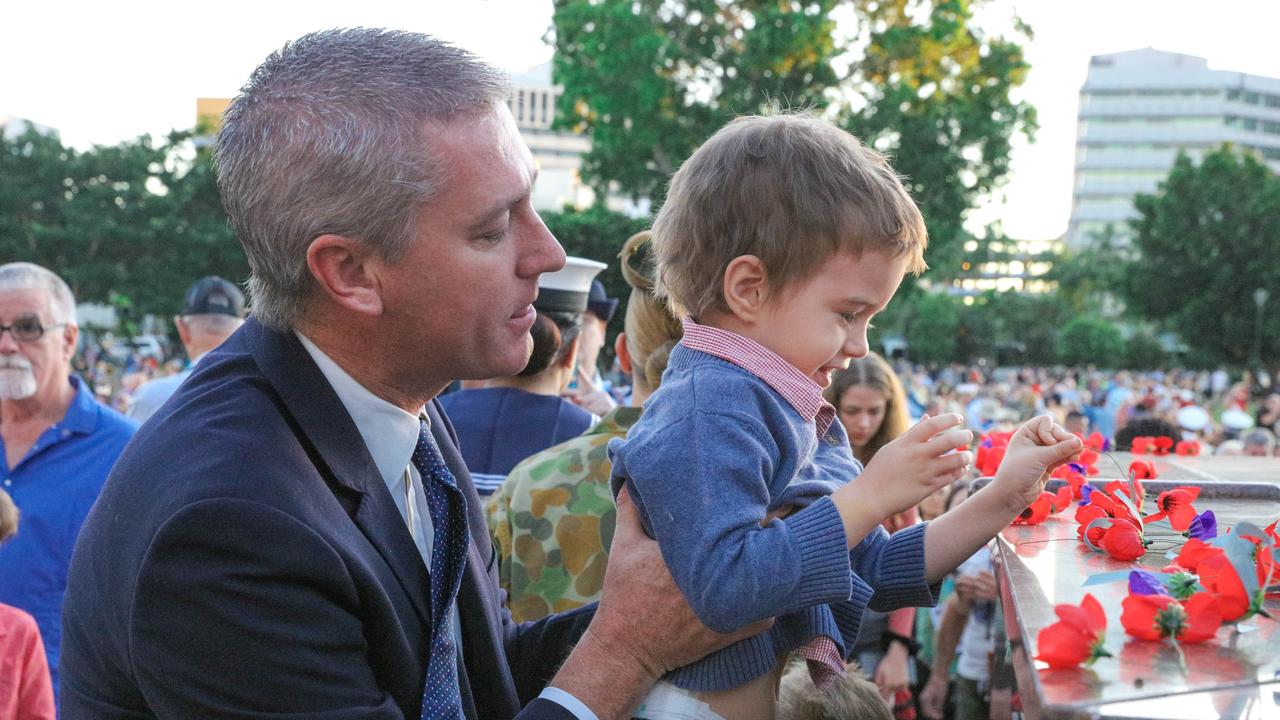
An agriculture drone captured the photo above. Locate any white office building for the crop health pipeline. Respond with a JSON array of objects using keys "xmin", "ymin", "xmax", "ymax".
[
  {"xmin": 506, "ymin": 64, "xmax": 649, "ymax": 216},
  {"xmin": 1067, "ymin": 48, "xmax": 1280, "ymax": 248}
]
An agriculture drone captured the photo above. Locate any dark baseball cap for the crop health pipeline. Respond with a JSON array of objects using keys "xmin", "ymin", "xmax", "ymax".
[
  {"xmin": 181, "ymin": 276, "xmax": 246, "ymax": 318},
  {"xmin": 586, "ymin": 280, "xmax": 619, "ymax": 324}
]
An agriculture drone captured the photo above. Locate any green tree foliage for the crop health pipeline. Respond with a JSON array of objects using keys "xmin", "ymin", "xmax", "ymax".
[
  {"xmin": 1127, "ymin": 147, "xmax": 1280, "ymax": 368},
  {"xmin": 541, "ymin": 205, "xmax": 650, "ymax": 317},
  {"xmin": 1057, "ymin": 316, "xmax": 1125, "ymax": 368},
  {"xmin": 842, "ymin": 0, "xmax": 1037, "ymax": 282},
  {"xmin": 1044, "ymin": 225, "xmax": 1132, "ymax": 315},
  {"xmin": 1122, "ymin": 328, "xmax": 1168, "ymax": 370},
  {"xmin": 551, "ymin": 0, "xmax": 841, "ymax": 203},
  {"xmin": 905, "ymin": 292, "xmax": 959, "ymax": 364},
  {"xmin": 0, "ymin": 128, "xmax": 246, "ymax": 319},
  {"xmin": 551, "ymin": 0, "xmax": 1035, "ymax": 282}
]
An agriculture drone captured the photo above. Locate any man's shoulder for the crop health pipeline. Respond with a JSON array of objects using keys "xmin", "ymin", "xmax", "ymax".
[{"xmin": 91, "ymin": 396, "xmax": 140, "ymax": 442}]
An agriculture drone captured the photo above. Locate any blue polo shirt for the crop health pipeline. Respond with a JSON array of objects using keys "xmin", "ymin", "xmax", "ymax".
[{"xmin": 0, "ymin": 375, "xmax": 136, "ymax": 697}]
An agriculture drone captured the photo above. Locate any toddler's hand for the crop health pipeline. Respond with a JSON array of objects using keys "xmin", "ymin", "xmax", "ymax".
[
  {"xmin": 990, "ymin": 415, "xmax": 1082, "ymax": 513},
  {"xmin": 855, "ymin": 413, "xmax": 973, "ymax": 521}
]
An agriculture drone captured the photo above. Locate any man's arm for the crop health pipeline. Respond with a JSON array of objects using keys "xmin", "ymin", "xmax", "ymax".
[
  {"xmin": 920, "ymin": 593, "xmax": 970, "ymax": 720},
  {"xmin": 130, "ymin": 499, "xmax": 403, "ymax": 719}
]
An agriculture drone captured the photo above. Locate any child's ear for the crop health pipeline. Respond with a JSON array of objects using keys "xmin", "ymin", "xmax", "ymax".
[{"xmin": 722, "ymin": 255, "xmax": 770, "ymax": 322}]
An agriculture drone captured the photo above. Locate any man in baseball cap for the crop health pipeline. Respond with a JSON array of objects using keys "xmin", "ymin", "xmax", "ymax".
[{"xmin": 128, "ymin": 277, "xmax": 246, "ymax": 423}]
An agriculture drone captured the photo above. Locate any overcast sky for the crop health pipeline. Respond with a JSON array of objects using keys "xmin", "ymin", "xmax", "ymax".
[{"xmin": 4, "ymin": 0, "xmax": 1278, "ymax": 240}]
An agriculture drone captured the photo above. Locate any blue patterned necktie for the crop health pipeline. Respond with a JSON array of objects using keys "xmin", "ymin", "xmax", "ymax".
[{"xmin": 412, "ymin": 418, "xmax": 469, "ymax": 720}]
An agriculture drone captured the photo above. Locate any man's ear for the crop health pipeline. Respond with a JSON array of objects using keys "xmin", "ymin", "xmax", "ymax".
[
  {"xmin": 721, "ymin": 255, "xmax": 771, "ymax": 322},
  {"xmin": 560, "ymin": 335, "xmax": 581, "ymax": 371},
  {"xmin": 614, "ymin": 332, "xmax": 632, "ymax": 375},
  {"xmin": 306, "ymin": 234, "xmax": 384, "ymax": 318}
]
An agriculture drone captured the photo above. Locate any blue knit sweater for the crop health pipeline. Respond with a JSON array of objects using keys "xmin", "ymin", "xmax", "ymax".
[{"xmin": 609, "ymin": 344, "xmax": 936, "ymax": 692}]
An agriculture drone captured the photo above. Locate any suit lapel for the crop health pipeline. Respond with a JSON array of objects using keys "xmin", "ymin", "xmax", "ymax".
[{"xmin": 244, "ymin": 319, "xmax": 431, "ymax": 628}]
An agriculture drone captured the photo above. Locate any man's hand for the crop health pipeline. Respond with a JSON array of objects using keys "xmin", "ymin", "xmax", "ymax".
[
  {"xmin": 873, "ymin": 642, "xmax": 911, "ymax": 700},
  {"xmin": 954, "ymin": 571, "xmax": 997, "ymax": 602},
  {"xmin": 842, "ymin": 413, "xmax": 973, "ymax": 523},
  {"xmin": 990, "ymin": 415, "xmax": 1082, "ymax": 514},
  {"xmin": 563, "ymin": 366, "xmax": 616, "ymax": 416},
  {"xmin": 920, "ymin": 674, "xmax": 949, "ymax": 720},
  {"xmin": 548, "ymin": 489, "xmax": 771, "ymax": 717}
]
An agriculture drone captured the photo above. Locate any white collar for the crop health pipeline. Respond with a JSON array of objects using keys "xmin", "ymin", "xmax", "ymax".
[{"xmin": 296, "ymin": 332, "xmax": 422, "ymax": 490}]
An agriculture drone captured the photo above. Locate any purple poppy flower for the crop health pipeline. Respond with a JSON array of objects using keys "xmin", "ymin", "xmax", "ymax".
[
  {"xmin": 1079, "ymin": 483, "xmax": 1096, "ymax": 506},
  {"xmin": 1068, "ymin": 462, "xmax": 1087, "ymax": 475},
  {"xmin": 1128, "ymin": 569, "xmax": 1169, "ymax": 596},
  {"xmin": 1187, "ymin": 510, "xmax": 1217, "ymax": 540}
]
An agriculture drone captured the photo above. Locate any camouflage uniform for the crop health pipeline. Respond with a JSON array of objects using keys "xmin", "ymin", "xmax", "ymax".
[{"xmin": 486, "ymin": 406, "xmax": 641, "ymax": 623}]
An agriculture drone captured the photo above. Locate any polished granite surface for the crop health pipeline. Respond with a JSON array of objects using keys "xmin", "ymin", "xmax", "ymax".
[{"xmin": 992, "ymin": 466, "xmax": 1280, "ymax": 719}]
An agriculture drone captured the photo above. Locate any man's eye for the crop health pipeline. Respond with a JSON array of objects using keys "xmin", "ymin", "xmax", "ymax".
[{"xmin": 15, "ymin": 317, "xmax": 43, "ymax": 334}]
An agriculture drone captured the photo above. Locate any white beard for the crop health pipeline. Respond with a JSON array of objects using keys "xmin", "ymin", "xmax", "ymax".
[{"xmin": 0, "ymin": 358, "xmax": 38, "ymax": 400}]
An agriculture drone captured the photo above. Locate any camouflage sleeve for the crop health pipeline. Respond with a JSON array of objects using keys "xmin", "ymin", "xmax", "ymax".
[{"xmin": 486, "ymin": 477, "xmax": 516, "ymax": 596}]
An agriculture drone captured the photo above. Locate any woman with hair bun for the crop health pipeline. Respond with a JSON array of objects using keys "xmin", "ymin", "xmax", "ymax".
[
  {"xmin": 487, "ymin": 231, "xmax": 684, "ymax": 622},
  {"xmin": 439, "ymin": 257, "xmax": 604, "ymax": 497}
]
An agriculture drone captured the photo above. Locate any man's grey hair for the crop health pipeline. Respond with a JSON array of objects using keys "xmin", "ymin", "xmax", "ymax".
[
  {"xmin": 215, "ymin": 28, "xmax": 511, "ymax": 330},
  {"xmin": 1244, "ymin": 427, "xmax": 1276, "ymax": 450},
  {"xmin": 0, "ymin": 262, "xmax": 77, "ymax": 325}
]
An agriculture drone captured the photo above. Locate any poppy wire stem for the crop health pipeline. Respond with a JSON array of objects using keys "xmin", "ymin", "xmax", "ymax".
[{"xmin": 1168, "ymin": 637, "xmax": 1189, "ymax": 675}]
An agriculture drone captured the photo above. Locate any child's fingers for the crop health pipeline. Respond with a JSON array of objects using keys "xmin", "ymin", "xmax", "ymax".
[
  {"xmin": 1027, "ymin": 415, "xmax": 1057, "ymax": 445},
  {"xmin": 1041, "ymin": 437, "xmax": 1084, "ymax": 466},
  {"xmin": 910, "ymin": 412, "xmax": 964, "ymax": 440},
  {"xmin": 935, "ymin": 450, "xmax": 973, "ymax": 476},
  {"xmin": 924, "ymin": 428, "xmax": 973, "ymax": 457}
]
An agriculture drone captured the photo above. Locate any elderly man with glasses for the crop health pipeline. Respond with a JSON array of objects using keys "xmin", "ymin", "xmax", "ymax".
[{"xmin": 0, "ymin": 262, "xmax": 137, "ymax": 701}]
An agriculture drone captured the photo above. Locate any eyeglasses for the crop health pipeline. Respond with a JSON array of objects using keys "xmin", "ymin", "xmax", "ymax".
[{"xmin": 0, "ymin": 315, "xmax": 65, "ymax": 343}]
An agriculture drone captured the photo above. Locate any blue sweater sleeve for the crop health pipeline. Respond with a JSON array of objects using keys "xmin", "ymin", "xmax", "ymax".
[
  {"xmin": 612, "ymin": 410, "xmax": 852, "ymax": 633},
  {"xmin": 852, "ymin": 522, "xmax": 938, "ymax": 612}
]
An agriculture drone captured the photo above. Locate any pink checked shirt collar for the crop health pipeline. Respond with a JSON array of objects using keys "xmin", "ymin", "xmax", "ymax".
[{"xmin": 680, "ymin": 317, "xmax": 837, "ymax": 437}]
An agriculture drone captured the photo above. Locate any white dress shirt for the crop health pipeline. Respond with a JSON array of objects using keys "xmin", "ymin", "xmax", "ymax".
[{"xmin": 296, "ymin": 334, "xmax": 596, "ymax": 720}]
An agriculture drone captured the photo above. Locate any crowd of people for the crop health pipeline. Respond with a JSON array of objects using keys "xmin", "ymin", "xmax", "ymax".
[{"xmin": 1, "ymin": 26, "xmax": 1277, "ymax": 720}]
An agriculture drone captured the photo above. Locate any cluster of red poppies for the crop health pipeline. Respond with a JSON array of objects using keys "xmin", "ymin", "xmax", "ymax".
[
  {"xmin": 1130, "ymin": 435, "xmax": 1202, "ymax": 456},
  {"xmin": 1029, "ymin": 464, "xmax": 1280, "ymax": 669}
]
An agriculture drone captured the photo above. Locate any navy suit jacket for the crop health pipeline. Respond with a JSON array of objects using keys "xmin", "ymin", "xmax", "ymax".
[{"xmin": 60, "ymin": 319, "xmax": 592, "ymax": 719}]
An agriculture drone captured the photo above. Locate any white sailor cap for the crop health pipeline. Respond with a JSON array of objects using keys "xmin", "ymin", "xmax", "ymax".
[{"xmin": 535, "ymin": 256, "xmax": 607, "ymax": 315}]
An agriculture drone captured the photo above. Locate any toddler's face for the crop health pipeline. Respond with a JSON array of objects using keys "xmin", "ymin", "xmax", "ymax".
[{"xmin": 756, "ymin": 248, "xmax": 907, "ymax": 388}]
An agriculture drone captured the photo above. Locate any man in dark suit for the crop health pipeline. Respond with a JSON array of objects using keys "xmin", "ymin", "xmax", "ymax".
[{"xmin": 60, "ymin": 29, "xmax": 760, "ymax": 720}]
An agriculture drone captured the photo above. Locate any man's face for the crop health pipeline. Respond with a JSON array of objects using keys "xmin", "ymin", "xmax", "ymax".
[
  {"xmin": 577, "ymin": 313, "xmax": 607, "ymax": 377},
  {"xmin": 0, "ymin": 287, "xmax": 76, "ymax": 401},
  {"xmin": 377, "ymin": 106, "xmax": 565, "ymax": 387}
]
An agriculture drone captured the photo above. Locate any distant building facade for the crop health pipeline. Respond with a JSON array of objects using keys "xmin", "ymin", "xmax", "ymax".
[
  {"xmin": 196, "ymin": 63, "xmax": 641, "ymax": 215},
  {"xmin": 1067, "ymin": 48, "xmax": 1280, "ymax": 248}
]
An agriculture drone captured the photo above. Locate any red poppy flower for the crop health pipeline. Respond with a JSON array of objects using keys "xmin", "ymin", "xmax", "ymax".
[
  {"xmin": 1131, "ymin": 436, "xmax": 1156, "ymax": 455},
  {"xmin": 1121, "ymin": 592, "xmax": 1221, "ymax": 643},
  {"xmin": 1174, "ymin": 537, "xmax": 1224, "ymax": 572},
  {"xmin": 1175, "ymin": 440, "xmax": 1201, "ymax": 456},
  {"xmin": 1152, "ymin": 437, "xmax": 1174, "ymax": 455},
  {"xmin": 1077, "ymin": 448, "xmax": 1100, "ymax": 476},
  {"xmin": 1101, "ymin": 521, "xmax": 1149, "ymax": 561},
  {"xmin": 1014, "ymin": 491, "xmax": 1056, "ymax": 525},
  {"xmin": 1035, "ymin": 594, "xmax": 1109, "ymax": 669},
  {"xmin": 1128, "ymin": 461, "xmax": 1157, "ymax": 481},
  {"xmin": 1085, "ymin": 432, "xmax": 1107, "ymax": 451},
  {"xmin": 975, "ymin": 441, "xmax": 1007, "ymax": 477},
  {"xmin": 1198, "ymin": 552, "xmax": 1250, "ymax": 622},
  {"xmin": 1075, "ymin": 504, "xmax": 1109, "ymax": 544},
  {"xmin": 1053, "ymin": 469, "xmax": 1086, "ymax": 499},
  {"xmin": 1050, "ymin": 486, "xmax": 1073, "ymax": 514},
  {"xmin": 1145, "ymin": 487, "xmax": 1201, "ymax": 532}
]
